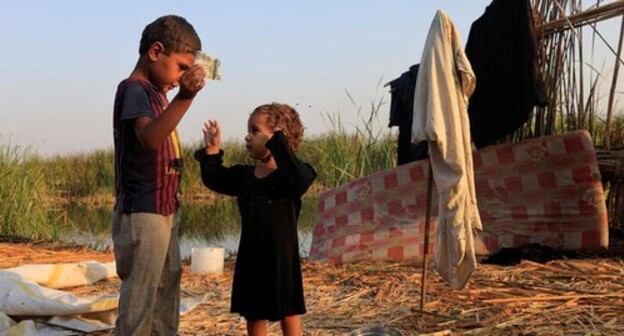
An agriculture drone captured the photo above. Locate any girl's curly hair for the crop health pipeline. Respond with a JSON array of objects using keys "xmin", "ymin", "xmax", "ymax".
[{"xmin": 252, "ymin": 103, "xmax": 304, "ymax": 151}]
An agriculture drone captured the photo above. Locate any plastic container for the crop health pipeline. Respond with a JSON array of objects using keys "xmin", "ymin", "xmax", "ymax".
[{"xmin": 190, "ymin": 247, "xmax": 224, "ymax": 274}]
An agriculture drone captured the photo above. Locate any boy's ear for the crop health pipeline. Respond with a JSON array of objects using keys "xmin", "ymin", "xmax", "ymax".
[{"xmin": 147, "ymin": 42, "xmax": 165, "ymax": 62}]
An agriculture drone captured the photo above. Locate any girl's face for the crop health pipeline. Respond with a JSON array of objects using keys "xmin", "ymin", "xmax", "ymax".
[{"xmin": 245, "ymin": 113, "xmax": 273, "ymax": 160}]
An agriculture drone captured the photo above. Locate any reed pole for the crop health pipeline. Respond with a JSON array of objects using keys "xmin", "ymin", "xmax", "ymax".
[
  {"xmin": 605, "ymin": 13, "xmax": 624, "ymax": 149},
  {"xmin": 420, "ymin": 160, "xmax": 434, "ymax": 311}
]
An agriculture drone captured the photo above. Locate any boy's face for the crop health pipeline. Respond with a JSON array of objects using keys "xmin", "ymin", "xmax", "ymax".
[
  {"xmin": 245, "ymin": 113, "xmax": 273, "ymax": 161},
  {"xmin": 148, "ymin": 42, "xmax": 195, "ymax": 93}
]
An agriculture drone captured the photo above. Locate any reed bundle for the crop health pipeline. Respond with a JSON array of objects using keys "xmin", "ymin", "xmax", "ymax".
[{"xmin": 596, "ymin": 148, "xmax": 624, "ymax": 226}]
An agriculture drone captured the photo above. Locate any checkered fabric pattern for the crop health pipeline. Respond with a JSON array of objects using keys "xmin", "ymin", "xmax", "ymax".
[{"xmin": 309, "ymin": 130, "xmax": 608, "ymax": 265}]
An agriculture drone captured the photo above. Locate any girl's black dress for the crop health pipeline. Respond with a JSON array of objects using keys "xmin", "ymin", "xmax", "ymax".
[{"xmin": 194, "ymin": 132, "xmax": 316, "ymax": 321}]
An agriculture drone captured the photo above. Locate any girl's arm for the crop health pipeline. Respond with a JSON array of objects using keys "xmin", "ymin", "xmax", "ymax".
[
  {"xmin": 194, "ymin": 149, "xmax": 246, "ymax": 196},
  {"xmin": 266, "ymin": 131, "xmax": 317, "ymax": 197},
  {"xmin": 195, "ymin": 120, "xmax": 244, "ymax": 196}
]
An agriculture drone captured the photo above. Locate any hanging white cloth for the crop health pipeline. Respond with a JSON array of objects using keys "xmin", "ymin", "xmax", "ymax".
[{"xmin": 412, "ymin": 10, "xmax": 482, "ymax": 289}]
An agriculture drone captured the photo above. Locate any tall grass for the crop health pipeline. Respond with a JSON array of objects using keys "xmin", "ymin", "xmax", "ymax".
[
  {"xmin": 0, "ymin": 137, "xmax": 62, "ymax": 240},
  {"xmin": 43, "ymin": 149, "xmax": 115, "ymax": 199},
  {"xmin": 301, "ymin": 96, "xmax": 396, "ymax": 188},
  {"xmin": 0, "ymin": 96, "xmax": 398, "ymax": 241},
  {"xmin": 7, "ymin": 88, "xmax": 624, "ymax": 241}
]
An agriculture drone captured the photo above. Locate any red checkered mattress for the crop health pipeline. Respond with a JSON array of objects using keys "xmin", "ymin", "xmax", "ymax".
[{"xmin": 309, "ymin": 130, "xmax": 608, "ymax": 265}]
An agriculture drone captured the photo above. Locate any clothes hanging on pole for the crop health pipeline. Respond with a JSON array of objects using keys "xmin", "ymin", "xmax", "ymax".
[
  {"xmin": 412, "ymin": 10, "xmax": 482, "ymax": 290},
  {"xmin": 465, "ymin": 0, "xmax": 549, "ymax": 148},
  {"xmin": 388, "ymin": 64, "xmax": 428, "ymax": 165}
]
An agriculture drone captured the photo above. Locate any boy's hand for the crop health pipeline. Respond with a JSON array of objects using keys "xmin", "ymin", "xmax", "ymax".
[
  {"xmin": 179, "ymin": 65, "xmax": 206, "ymax": 99},
  {"xmin": 202, "ymin": 120, "xmax": 221, "ymax": 154}
]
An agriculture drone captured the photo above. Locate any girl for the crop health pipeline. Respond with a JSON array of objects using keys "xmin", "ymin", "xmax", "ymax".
[{"xmin": 194, "ymin": 103, "xmax": 316, "ymax": 336}]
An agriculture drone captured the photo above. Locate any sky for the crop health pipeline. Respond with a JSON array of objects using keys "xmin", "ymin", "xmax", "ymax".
[{"xmin": 0, "ymin": 1, "xmax": 621, "ymax": 156}]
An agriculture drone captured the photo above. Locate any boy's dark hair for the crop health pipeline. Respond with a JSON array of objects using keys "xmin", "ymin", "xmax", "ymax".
[
  {"xmin": 139, "ymin": 15, "xmax": 201, "ymax": 56},
  {"xmin": 252, "ymin": 103, "xmax": 304, "ymax": 151}
]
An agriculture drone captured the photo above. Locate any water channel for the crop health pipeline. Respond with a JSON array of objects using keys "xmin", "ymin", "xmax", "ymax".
[{"xmin": 60, "ymin": 197, "xmax": 317, "ymax": 259}]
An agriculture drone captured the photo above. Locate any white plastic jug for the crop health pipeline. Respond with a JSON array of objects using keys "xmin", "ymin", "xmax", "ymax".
[{"xmin": 191, "ymin": 247, "xmax": 225, "ymax": 274}]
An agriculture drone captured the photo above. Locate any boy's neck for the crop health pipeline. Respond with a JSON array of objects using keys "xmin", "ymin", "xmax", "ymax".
[{"xmin": 129, "ymin": 58, "xmax": 150, "ymax": 82}]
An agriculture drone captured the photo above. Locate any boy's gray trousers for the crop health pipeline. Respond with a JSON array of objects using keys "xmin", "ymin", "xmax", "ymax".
[{"xmin": 112, "ymin": 211, "xmax": 182, "ymax": 335}]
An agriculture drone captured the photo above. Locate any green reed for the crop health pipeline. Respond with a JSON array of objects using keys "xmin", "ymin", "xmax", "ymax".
[
  {"xmin": 0, "ymin": 97, "xmax": 397, "ymax": 241},
  {"xmin": 43, "ymin": 149, "xmax": 115, "ymax": 198},
  {"xmin": 0, "ymin": 138, "xmax": 62, "ymax": 240},
  {"xmin": 308, "ymin": 90, "xmax": 397, "ymax": 187},
  {"xmin": 6, "ymin": 106, "xmax": 624, "ymax": 242}
]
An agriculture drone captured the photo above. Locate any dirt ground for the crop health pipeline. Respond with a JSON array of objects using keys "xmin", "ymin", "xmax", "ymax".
[{"xmin": 1, "ymin": 240, "xmax": 624, "ymax": 336}]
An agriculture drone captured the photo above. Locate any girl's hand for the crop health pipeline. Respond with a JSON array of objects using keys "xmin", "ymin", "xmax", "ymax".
[
  {"xmin": 202, "ymin": 120, "xmax": 221, "ymax": 154},
  {"xmin": 267, "ymin": 127, "xmax": 282, "ymax": 141}
]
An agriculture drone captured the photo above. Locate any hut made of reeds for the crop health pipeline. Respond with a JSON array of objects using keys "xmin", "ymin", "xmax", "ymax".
[{"xmin": 510, "ymin": 0, "xmax": 624, "ymax": 228}]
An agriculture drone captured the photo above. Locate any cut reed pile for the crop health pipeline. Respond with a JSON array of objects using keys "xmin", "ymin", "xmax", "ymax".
[{"xmin": 1, "ymin": 242, "xmax": 623, "ymax": 335}]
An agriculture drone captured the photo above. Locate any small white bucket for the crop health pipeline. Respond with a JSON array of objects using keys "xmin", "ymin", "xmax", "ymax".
[{"xmin": 191, "ymin": 247, "xmax": 224, "ymax": 275}]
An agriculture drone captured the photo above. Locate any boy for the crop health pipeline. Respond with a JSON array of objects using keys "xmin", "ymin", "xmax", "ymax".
[{"xmin": 112, "ymin": 15, "xmax": 206, "ymax": 335}]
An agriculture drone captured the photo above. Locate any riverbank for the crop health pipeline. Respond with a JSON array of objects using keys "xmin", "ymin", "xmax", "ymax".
[{"xmin": 1, "ymin": 240, "xmax": 623, "ymax": 335}]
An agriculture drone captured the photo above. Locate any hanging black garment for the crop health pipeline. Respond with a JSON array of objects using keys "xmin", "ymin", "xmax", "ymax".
[
  {"xmin": 388, "ymin": 64, "xmax": 428, "ymax": 165},
  {"xmin": 465, "ymin": 0, "xmax": 549, "ymax": 148}
]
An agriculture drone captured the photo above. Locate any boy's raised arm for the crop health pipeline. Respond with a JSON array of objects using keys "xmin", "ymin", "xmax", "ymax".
[{"xmin": 135, "ymin": 65, "xmax": 205, "ymax": 150}]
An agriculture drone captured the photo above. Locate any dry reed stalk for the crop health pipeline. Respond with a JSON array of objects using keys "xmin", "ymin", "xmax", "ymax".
[
  {"xmin": 522, "ymin": 0, "xmax": 624, "ymax": 140},
  {"xmin": 527, "ymin": 1, "xmax": 624, "ymax": 227},
  {"xmin": 1, "ymin": 235, "xmax": 624, "ymax": 334},
  {"xmin": 539, "ymin": 0, "xmax": 624, "ymax": 35},
  {"xmin": 605, "ymin": 14, "xmax": 624, "ymax": 149}
]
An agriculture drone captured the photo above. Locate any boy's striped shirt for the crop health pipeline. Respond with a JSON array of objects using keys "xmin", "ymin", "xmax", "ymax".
[{"xmin": 113, "ymin": 78, "xmax": 183, "ymax": 215}]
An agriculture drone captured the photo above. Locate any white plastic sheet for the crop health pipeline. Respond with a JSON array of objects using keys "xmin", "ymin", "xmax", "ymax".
[
  {"xmin": 1, "ymin": 261, "xmax": 117, "ymax": 289},
  {"xmin": 0, "ymin": 261, "xmax": 208, "ymax": 335}
]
